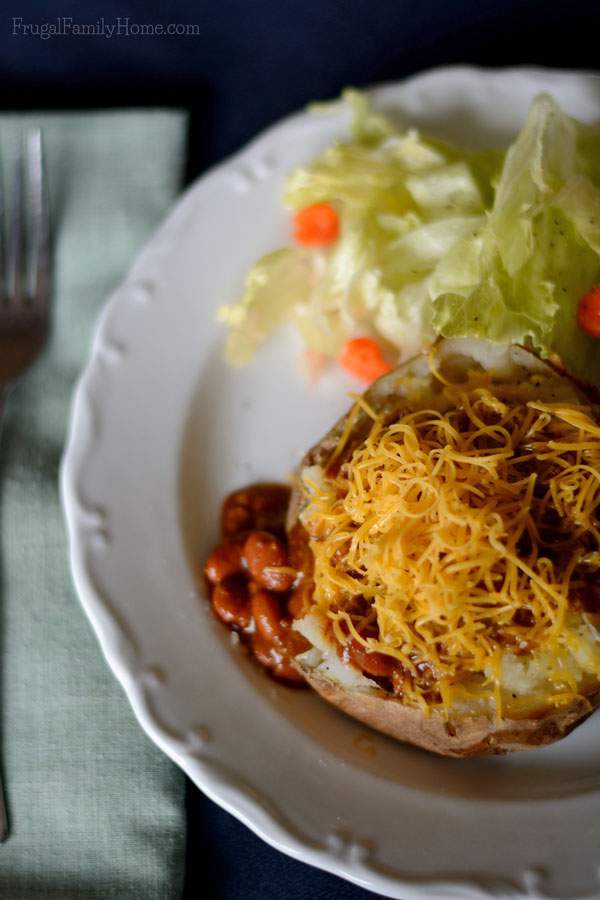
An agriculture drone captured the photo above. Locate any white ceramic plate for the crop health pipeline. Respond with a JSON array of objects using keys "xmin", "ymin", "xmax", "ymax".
[{"xmin": 62, "ymin": 67, "xmax": 600, "ymax": 900}]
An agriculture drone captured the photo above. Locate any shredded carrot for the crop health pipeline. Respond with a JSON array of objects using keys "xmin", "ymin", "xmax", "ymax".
[
  {"xmin": 293, "ymin": 203, "xmax": 339, "ymax": 246},
  {"xmin": 339, "ymin": 337, "xmax": 393, "ymax": 383},
  {"xmin": 577, "ymin": 284, "xmax": 600, "ymax": 339}
]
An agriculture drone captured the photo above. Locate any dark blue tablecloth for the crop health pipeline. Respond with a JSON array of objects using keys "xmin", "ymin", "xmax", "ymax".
[{"xmin": 3, "ymin": 1, "xmax": 595, "ymax": 897}]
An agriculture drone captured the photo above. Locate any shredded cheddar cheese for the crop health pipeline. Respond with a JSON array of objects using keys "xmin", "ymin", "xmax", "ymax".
[{"xmin": 302, "ymin": 376, "xmax": 600, "ymax": 717}]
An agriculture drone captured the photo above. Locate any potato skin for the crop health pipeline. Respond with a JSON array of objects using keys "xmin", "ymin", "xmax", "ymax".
[
  {"xmin": 297, "ymin": 665, "xmax": 598, "ymax": 757},
  {"xmin": 288, "ymin": 339, "xmax": 600, "ymax": 757}
]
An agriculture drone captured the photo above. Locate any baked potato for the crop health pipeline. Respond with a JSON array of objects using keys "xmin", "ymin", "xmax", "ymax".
[{"xmin": 287, "ymin": 339, "xmax": 600, "ymax": 756}]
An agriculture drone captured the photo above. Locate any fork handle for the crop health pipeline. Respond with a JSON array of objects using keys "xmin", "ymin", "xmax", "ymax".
[
  {"xmin": 0, "ymin": 387, "xmax": 9, "ymax": 445},
  {"xmin": 0, "ymin": 383, "xmax": 8, "ymax": 840}
]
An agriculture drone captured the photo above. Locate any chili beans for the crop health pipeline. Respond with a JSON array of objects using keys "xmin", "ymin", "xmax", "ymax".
[
  {"xmin": 288, "ymin": 584, "xmax": 308, "ymax": 620},
  {"xmin": 345, "ymin": 639, "xmax": 397, "ymax": 678},
  {"xmin": 251, "ymin": 633, "xmax": 278, "ymax": 670},
  {"xmin": 244, "ymin": 531, "xmax": 294, "ymax": 592},
  {"xmin": 205, "ymin": 483, "xmax": 307, "ymax": 686},
  {"xmin": 212, "ymin": 576, "xmax": 251, "ymax": 630},
  {"xmin": 204, "ymin": 535, "xmax": 245, "ymax": 585},
  {"xmin": 205, "ymin": 482, "xmax": 401, "ymax": 690},
  {"xmin": 221, "ymin": 483, "xmax": 290, "ymax": 538},
  {"xmin": 251, "ymin": 590, "xmax": 285, "ymax": 643},
  {"xmin": 287, "ymin": 522, "xmax": 313, "ymax": 619},
  {"xmin": 251, "ymin": 632, "xmax": 306, "ymax": 684}
]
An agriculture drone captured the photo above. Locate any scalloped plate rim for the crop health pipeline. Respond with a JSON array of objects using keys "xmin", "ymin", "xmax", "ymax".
[{"xmin": 60, "ymin": 65, "xmax": 600, "ymax": 900}]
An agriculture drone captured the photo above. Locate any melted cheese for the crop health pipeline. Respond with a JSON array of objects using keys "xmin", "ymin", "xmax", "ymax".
[{"xmin": 301, "ymin": 371, "xmax": 600, "ymax": 717}]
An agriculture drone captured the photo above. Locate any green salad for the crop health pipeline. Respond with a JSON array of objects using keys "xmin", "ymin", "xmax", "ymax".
[{"xmin": 218, "ymin": 90, "xmax": 600, "ymax": 385}]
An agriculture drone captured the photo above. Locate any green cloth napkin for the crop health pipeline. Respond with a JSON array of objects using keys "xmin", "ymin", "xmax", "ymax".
[{"xmin": 0, "ymin": 111, "xmax": 188, "ymax": 899}]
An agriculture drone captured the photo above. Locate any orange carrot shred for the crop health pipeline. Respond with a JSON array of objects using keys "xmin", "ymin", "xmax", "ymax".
[
  {"xmin": 339, "ymin": 337, "xmax": 393, "ymax": 383},
  {"xmin": 293, "ymin": 203, "xmax": 339, "ymax": 246},
  {"xmin": 577, "ymin": 285, "xmax": 600, "ymax": 339}
]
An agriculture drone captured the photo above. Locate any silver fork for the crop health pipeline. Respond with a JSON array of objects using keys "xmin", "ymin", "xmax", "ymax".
[{"xmin": 0, "ymin": 131, "xmax": 51, "ymax": 841}]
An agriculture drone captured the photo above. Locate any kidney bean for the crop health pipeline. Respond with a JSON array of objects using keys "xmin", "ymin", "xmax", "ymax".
[
  {"xmin": 211, "ymin": 576, "xmax": 251, "ymax": 630},
  {"xmin": 221, "ymin": 484, "xmax": 290, "ymax": 538},
  {"xmin": 345, "ymin": 639, "xmax": 397, "ymax": 678},
  {"xmin": 251, "ymin": 630, "xmax": 305, "ymax": 684},
  {"xmin": 244, "ymin": 531, "xmax": 295, "ymax": 592},
  {"xmin": 205, "ymin": 482, "xmax": 311, "ymax": 690},
  {"xmin": 287, "ymin": 522, "xmax": 313, "ymax": 574},
  {"xmin": 288, "ymin": 581, "xmax": 310, "ymax": 619},
  {"xmin": 285, "ymin": 628, "xmax": 311, "ymax": 657},
  {"xmin": 204, "ymin": 536, "xmax": 246, "ymax": 584},
  {"xmin": 251, "ymin": 590, "xmax": 285, "ymax": 644},
  {"xmin": 251, "ymin": 633, "xmax": 277, "ymax": 670},
  {"xmin": 287, "ymin": 523, "xmax": 313, "ymax": 618}
]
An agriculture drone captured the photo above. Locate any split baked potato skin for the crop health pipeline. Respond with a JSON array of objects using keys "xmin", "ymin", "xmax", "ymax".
[
  {"xmin": 287, "ymin": 340, "xmax": 600, "ymax": 757},
  {"xmin": 298, "ymin": 667, "xmax": 598, "ymax": 757}
]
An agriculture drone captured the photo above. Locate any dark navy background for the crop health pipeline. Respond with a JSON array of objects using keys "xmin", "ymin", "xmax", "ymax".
[{"xmin": 1, "ymin": 1, "xmax": 595, "ymax": 897}]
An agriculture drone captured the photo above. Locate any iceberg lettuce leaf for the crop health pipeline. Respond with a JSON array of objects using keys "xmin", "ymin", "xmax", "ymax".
[
  {"xmin": 218, "ymin": 91, "xmax": 600, "ymax": 385},
  {"xmin": 432, "ymin": 94, "xmax": 600, "ymax": 384},
  {"xmin": 217, "ymin": 249, "xmax": 313, "ymax": 365}
]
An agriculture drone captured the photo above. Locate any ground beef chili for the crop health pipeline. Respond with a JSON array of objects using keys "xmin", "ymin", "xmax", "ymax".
[{"xmin": 204, "ymin": 484, "xmax": 308, "ymax": 685}]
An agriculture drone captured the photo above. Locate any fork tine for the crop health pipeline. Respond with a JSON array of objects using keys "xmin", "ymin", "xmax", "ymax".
[
  {"xmin": 26, "ymin": 130, "xmax": 50, "ymax": 308},
  {"xmin": 6, "ymin": 134, "xmax": 24, "ymax": 304}
]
